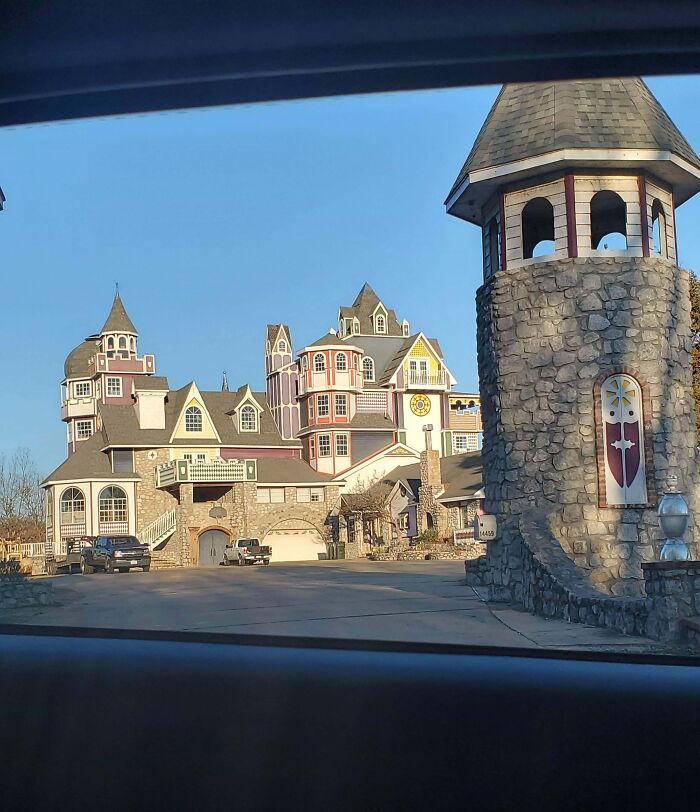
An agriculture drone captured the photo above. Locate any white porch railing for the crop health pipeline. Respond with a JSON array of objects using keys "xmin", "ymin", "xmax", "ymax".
[
  {"xmin": 60, "ymin": 522, "xmax": 86, "ymax": 538},
  {"xmin": 156, "ymin": 458, "xmax": 257, "ymax": 488},
  {"xmin": 138, "ymin": 509, "xmax": 177, "ymax": 551},
  {"xmin": 98, "ymin": 521, "xmax": 129, "ymax": 535},
  {"xmin": 407, "ymin": 370, "xmax": 447, "ymax": 387}
]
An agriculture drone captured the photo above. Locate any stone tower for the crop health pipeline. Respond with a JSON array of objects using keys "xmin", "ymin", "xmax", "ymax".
[
  {"xmin": 265, "ymin": 323, "xmax": 300, "ymax": 440},
  {"xmin": 446, "ymin": 78, "xmax": 700, "ymax": 597}
]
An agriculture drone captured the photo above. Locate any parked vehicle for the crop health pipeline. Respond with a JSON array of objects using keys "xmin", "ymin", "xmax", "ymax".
[
  {"xmin": 79, "ymin": 536, "xmax": 151, "ymax": 574},
  {"xmin": 223, "ymin": 538, "xmax": 272, "ymax": 566}
]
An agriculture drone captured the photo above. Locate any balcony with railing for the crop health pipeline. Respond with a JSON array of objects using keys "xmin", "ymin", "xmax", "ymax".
[
  {"xmin": 60, "ymin": 397, "xmax": 97, "ymax": 420},
  {"xmin": 156, "ymin": 458, "xmax": 257, "ymax": 488},
  {"xmin": 405, "ymin": 369, "xmax": 448, "ymax": 389},
  {"xmin": 298, "ymin": 369, "xmax": 363, "ymax": 396}
]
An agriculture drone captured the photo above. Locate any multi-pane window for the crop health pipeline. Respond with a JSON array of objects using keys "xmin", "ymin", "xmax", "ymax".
[
  {"xmin": 75, "ymin": 420, "xmax": 92, "ymax": 440},
  {"xmin": 335, "ymin": 394, "xmax": 347, "ymax": 417},
  {"xmin": 240, "ymin": 404, "xmax": 257, "ymax": 431},
  {"xmin": 362, "ymin": 357, "xmax": 375, "ymax": 381},
  {"xmin": 318, "ymin": 435, "xmax": 331, "ymax": 456},
  {"xmin": 453, "ymin": 433, "xmax": 479, "ymax": 453},
  {"xmin": 99, "ymin": 486, "xmax": 128, "ymax": 524},
  {"xmin": 74, "ymin": 381, "xmax": 91, "ymax": 397},
  {"xmin": 296, "ymin": 487, "xmax": 324, "ymax": 503},
  {"xmin": 185, "ymin": 406, "xmax": 202, "ymax": 432},
  {"xmin": 314, "ymin": 353, "xmax": 326, "ymax": 372},
  {"xmin": 256, "ymin": 487, "xmax": 285, "ymax": 503},
  {"xmin": 106, "ymin": 377, "xmax": 122, "ymax": 397},
  {"xmin": 398, "ymin": 513, "xmax": 409, "ymax": 531},
  {"xmin": 375, "ymin": 314, "xmax": 386, "ymax": 333},
  {"xmin": 336, "ymin": 434, "xmax": 349, "ymax": 456},
  {"xmin": 335, "ymin": 352, "xmax": 347, "ymax": 371},
  {"xmin": 309, "ymin": 436, "xmax": 315, "ymax": 458},
  {"xmin": 60, "ymin": 487, "xmax": 85, "ymax": 524},
  {"xmin": 278, "ymin": 340, "xmax": 287, "ymax": 352},
  {"xmin": 317, "ymin": 395, "xmax": 329, "ymax": 417}
]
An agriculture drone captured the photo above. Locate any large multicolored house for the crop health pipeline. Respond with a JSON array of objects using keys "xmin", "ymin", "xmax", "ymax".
[
  {"xmin": 266, "ymin": 283, "xmax": 482, "ymax": 487},
  {"xmin": 42, "ymin": 284, "xmax": 482, "ymax": 568}
]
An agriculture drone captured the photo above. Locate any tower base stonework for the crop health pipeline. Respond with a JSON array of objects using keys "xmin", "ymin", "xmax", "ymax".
[{"xmin": 477, "ymin": 256, "xmax": 700, "ymax": 598}]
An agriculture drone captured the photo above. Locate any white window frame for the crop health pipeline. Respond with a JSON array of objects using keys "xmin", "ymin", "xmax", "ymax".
[
  {"xmin": 317, "ymin": 394, "xmax": 329, "ymax": 417},
  {"xmin": 314, "ymin": 353, "xmax": 326, "ymax": 372},
  {"xmin": 318, "ymin": 434, "xmax": 331, "ymax": 457},
  {"xmin": 240, "ymin": 404, "xmax": 258, "ymax": 432},
  {"xmin": 335, "ymin": 394, "xmax": 347, "ymax": 417},
  {"xmin": 106, "ymin": 377, "xmax": 122, "ymax": 397},
  {"xmin": 185, "ymin": 406, "xmax": 203, "ymax": 432},
  {"xmin": 335, "ymin": 352, "xmax": 347, "ymax": 371},
  {"xmin": 75, "ymin": 420, "xmax": 93, "ymax": 440},
  {"xmin": 362, "ymin": 357, "xmax": 375, "ymax": 382},
  {"xmin": 74, "ymin": 381, "xmax": 92, "ymax": 398},
  {"xmin": 278, "ymin": 340, "xmax": 287, "ymax": 353},
  {"xmin": 375, "ymin": 313, "xmax": 386, "ymax": 334},
  {"xmin": 256, "ymin": 487, "xmax": 285, "ymax": 504},
  {"xmin": 335, "ymin": 433, "xmax": 349, "ymax": 456},
  {"xmin": 309, "ymin": 436, "xmax": 316, "ymax": 458}
]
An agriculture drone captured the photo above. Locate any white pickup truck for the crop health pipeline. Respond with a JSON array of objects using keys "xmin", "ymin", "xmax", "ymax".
[{"xmin": 223, "ymin": 538, "xmax": 272, "ymax": 566}]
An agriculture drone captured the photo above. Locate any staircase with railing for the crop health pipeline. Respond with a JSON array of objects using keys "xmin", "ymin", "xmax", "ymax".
[{"xmin": 138, "ymin": 508, "xmax": 177, "ymax": 551}]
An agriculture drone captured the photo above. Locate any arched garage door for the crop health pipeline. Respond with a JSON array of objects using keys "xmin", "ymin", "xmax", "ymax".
[{"xmin": 264, "ymin": 520, "xmax": 328, "ymax": 563}]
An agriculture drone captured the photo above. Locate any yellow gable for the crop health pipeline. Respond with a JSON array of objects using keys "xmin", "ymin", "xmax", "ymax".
[{"xmin": 171, "ymin": 396, "xmax": 220, "ymax": 441}]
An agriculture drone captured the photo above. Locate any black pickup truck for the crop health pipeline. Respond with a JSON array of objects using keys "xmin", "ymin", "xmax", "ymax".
[{"xmin": 79, "ymin": 536, "xmax": 151, "ymax": 574}]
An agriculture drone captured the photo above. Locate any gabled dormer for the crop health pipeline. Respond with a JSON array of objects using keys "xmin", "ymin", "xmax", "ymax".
[
  {"xmin": 228, "ymin": 385, "xmax": 263, "ymax": 434},
  {"xmin": 386, "ymin": 333, "xmax": 457, "ymax": 391},
  {"xmin": 169, "ymin": 382, "xmax": 221, "ymax": 442},
  {"xmin": 371, "ymin": 303, "xmax": 388, "ymax": 334}
]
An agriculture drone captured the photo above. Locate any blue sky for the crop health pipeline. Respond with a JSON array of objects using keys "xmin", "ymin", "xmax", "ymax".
[{"xmin": 2, "ymin": 76, "xmax": 700, "ymax": 474}]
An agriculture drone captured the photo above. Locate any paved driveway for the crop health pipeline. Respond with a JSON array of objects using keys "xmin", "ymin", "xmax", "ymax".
[{"xmin": 1, "ymin": 560, "xmax": 666, "ymax": 651}]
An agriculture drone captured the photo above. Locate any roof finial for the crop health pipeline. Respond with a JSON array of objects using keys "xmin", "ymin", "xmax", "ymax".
[
  {"xmin": 115, "ymin": 281, "xmax": 119, "ymax": 295},
  {"xmin": 222, "ymin": 371, "xmax": 230, "ymax": 392}
]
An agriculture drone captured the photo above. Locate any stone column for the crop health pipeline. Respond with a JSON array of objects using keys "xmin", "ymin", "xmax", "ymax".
[{"xmin": 643, "ymin": 561, "xmax": 700, "ymax": 641}]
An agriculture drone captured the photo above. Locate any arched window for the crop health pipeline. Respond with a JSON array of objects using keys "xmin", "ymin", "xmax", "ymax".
[
  {"xmin": 60, "ymin": 487, "xmax": 85, "ymax": 525},
  {"xmin": 597, "ymin": 373, "xmax": 648, "ymax": 506},
  {"xmin": 375, "ymin": 314, "xmax": 386, "ymax": 334},
  {"xmin": 335, "ymin": 352, "xmax": 347, "ymax": 371},
  {"xmin": 488, "ymin": 218, "xmax": 501, "ymax": 274},
  {"xmin": 99, "ymin": 486, "xmax": 128, "ymax": 525},
  {"xmin": 352, "ymin": 355, "xmax": 359, "ymax": 371},
  {"xmin": 521, "ymin": 197, "xmax": 555, "ymax": 259},
  {"xmin": 651, "ymin": 199, "xmax": 667, "ymax": 257},
  {"xmin": 314, "ymin": 353, "xmax": 326, "ymax": 372},
  {"xmin": 278, "ymin": 340, "xmax": 287, "ymax": 353},
  {"xmin": 300, "ymin": 355, "xmax": 308, "ymax": 372},
  {"xmin": 185, "ymin": 406, "xmax": 202, "ymax": 432},
  {"xmin": 130, "ymin": 337, "xmax": 135, "ymax": 351},
  {"xmin": 240, "ymin": 404, "xmax": 257, "ymax": 431},
  {"xmin": 363, "ymin": 357, "xmax": 375, "ymax": 382},
  {"xmin": 107, "ymin": 337, "xmax": 115, "ymax": 349},
  {"xmin": 46, "ymin": 490, "xmax": 53, "ymax": 527},
  {"xmin": 118, "ymin": 336, "xmax": 127, "ymax": 349},
  {"xmin": 590, "ymin": 191, "xmax": 627, "ymax": 250}
]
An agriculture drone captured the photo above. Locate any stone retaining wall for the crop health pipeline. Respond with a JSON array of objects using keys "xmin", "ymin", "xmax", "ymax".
[
  {"xmin": 372, "ymin": 542, "xmax": 486, "ymax": 562},
  {"xmin": 0, "ymin": 575, "xmax": 53, "ymax": 610},
  {"xmin": 468, "ymin": 513, "xmax": 700, "ymax": 646}
]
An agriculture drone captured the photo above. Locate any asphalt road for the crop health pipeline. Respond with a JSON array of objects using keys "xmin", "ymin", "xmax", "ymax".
[{"xmin": 1, "ymin": 560, "xmax": 669, "ymax": 651}]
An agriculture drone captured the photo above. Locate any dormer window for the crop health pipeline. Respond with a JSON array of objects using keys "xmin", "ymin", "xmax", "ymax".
[
  {"xmin": 335, "ymin": 352, "xmax": 347, "ymax": 371},
  {"xmin": 375, "ymin": 314, "xmax": 386, "ymax": 334},
  {"xmin": 185, "ymin": 406, "xmax": 203, "ymax": 432},
  {"xmin": 314, "ymin": 353, "xmax": 326, "ymax": 372},
  {"xmin": 240, "ymin": 404, "xmax": 257, "ymax": 432},
  {"xmin": 402, "ymin": 320, "xmax": 410, "ymax": 337},
  {"xmin": 278, "ymin": 340, "xmax": 287, "ymax": 353}
]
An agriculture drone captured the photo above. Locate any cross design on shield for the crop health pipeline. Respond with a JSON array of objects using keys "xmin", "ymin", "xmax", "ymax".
[{"xmin": 602, "ymin": 374, "xmax": 646, "ymax": 505}]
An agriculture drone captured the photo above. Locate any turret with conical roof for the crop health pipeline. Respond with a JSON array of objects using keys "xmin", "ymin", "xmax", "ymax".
[
  {"xmin": 446, "ymin": 77, "xmax": 700, "ymax": 598},
  {"xmin": 338, "ymin": 283, "xmax": 407, "ymax": 337}
]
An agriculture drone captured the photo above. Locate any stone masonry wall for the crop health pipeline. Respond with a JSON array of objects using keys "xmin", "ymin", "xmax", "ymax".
[
  {"xmin": 477, "ymin": 256, "xmax": 699, "ymax": 599},
  {"xmin": 0, "ymin": 575, "xmax": 54, "ymax": 610}
]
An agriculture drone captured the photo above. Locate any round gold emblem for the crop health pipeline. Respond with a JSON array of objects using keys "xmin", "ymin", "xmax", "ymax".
[{"xmin": 410, "ymin": 393, "xmax": 431, "ymax": 417}]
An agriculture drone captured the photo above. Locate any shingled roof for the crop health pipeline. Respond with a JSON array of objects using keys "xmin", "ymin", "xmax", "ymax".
[
  {"xmin": 339, "ymin": 283, "xmax": 403, "ymax": 337},
  {"xmin": 64, "ymin": 336, "xmax": 100, "ymax": 379},
  {"xmin": 384, "ymin": 452, "xmax": 482, "ymax": 504},
  {"xmin": 100, "ymin": 292, "xmax": 138, "ymax": 335},
  {"xmin": 43, "ymin": 432, "xmax": 141, "ymax": 485}
]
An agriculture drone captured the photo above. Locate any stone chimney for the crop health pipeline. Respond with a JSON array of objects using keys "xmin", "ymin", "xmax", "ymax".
[{"xmin": 416, "ymin": 425, "xmax": 450, "ymax": 538}]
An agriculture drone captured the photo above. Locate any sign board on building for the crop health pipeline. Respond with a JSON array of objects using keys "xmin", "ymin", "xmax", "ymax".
[{"xmin": 473, "ymin": 514, "xmax": 497, "ymax": 541}]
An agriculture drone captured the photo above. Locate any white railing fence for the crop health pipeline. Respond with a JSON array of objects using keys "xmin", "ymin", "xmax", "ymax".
[{"xmin": 138, "ymin": 508, "xmax": 177, "ymax": 550}]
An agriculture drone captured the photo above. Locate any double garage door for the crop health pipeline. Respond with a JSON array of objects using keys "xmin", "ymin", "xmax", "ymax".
[{"xmin": 264, "ymin": 527, "xmax": 328, "ymax": 563}]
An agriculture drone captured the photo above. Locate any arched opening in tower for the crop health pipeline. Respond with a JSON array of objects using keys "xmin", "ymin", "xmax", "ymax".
[
  {"xmin": 590, "ymin": 190, "xmax": 627, "ymax": 250},
  {"xmin": 651, "ymin": 198, "xmax": 667, "ymax": 257},
  {"xmin": 521, "ymin": 197, "xmax": 555, "ymax": 259}
]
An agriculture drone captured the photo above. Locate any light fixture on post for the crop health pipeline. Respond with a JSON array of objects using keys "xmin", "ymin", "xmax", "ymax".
[{"xmin": 658, "ymin": 474, "xmax": 690, "ymax": 561}]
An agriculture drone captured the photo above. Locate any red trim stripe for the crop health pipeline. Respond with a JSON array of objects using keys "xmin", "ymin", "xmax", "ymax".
[
  {"xmin": 564, "ymin": 174, "xmax": 578, "ymax": 257},
  {"xmin": 638, "ymin": 175, "xmax": 650, "ymax": 257}
]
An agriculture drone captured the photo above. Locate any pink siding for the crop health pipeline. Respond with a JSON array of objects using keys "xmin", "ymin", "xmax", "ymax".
[{"xmin": 220, "ymin": 447, "xmax": 300, "ymax": 459}]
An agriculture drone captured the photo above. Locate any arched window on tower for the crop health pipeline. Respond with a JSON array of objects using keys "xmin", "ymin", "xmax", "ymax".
[
  {"xmin": 118, "ymin": 336, "xmax": 127, "ymax": 349},
  {"xmin": 651, "ymin": 199, "xmax": 667, "ymax": 257},
  {"xmin": 129, "ymin": 337, "xmax": 135, "ymax": 352},
  {"xmin": 300, "ymin": 355, "xmax": 308, "ymax": 372},
  {"xmin": 278, "ymin": 340, "xmax": 287, "ymax": 353},
  {"xmin": 590, "ymin": 191, "xmax": 627, "ymax": 250},
  {"xmin": 521, "ymin": 197, "xmax": 555, "ymax": 259},
  {"xmin": 60, "ymin": 487, "xmax": 85, "ymax": 527},
  {"xmin": 335, "ymin": 352, "xmax": 347, "ymax": 371},
  {"xmin": 185, "ymin": 406, "xmax": 202, "ymax": 432},
  {"xmin": 99, "ymin": 486, "xmax": 128, "ymax": 529},
  {"xmin": 362, "ymin": 357, "xmax": 375, "ymax": 382},
  {"xmin": 595, "ymin": 373, "xmax": 650, "ymax": 507},
  {"xmin": 314, "ymin": 353, "xmax": 326, "ymax": 372}
]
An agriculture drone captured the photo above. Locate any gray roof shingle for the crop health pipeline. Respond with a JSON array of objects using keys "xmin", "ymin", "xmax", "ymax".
[
  {"xmin": 447, "ymin": 78, "xmax": 700, "ymax": 200},
  {"xmin": 63, "ymin": 336, "xmax": 100, "ymax": 379},
  {"xmin": 100, "ymin": 293, "xmax": 138, "ymax": 335},
  {"xmin": 338, "ymin": 283, "xmax": 403, "ymax": 336},
  {"xmin": 43, "ymin": 432, "xmax": 140, "ymax": 484},
  {"xmin": 384, "ymin": 452, "xmax": 482, "ymax": 503},
  {"xmin": 256, "ymin": 458, "xmax": 335, "ymax": 484}
]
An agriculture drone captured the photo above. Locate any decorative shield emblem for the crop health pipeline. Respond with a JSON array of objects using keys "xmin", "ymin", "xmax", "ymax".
[{"xmin": 602, "ymin": 375, "xmax": 647, "ymax": 505}]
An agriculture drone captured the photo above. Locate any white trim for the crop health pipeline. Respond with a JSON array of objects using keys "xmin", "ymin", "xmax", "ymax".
[{"xmin": 446, "ymin": 148, "xmax": 700, "ymax": 211}]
